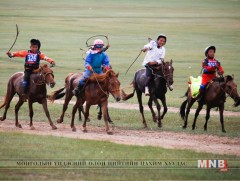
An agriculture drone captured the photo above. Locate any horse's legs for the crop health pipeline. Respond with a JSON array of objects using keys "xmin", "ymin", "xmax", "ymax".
[
  {"xmin": 219, "ymin": 104, "xmax": 226, "ymax": 133},
  {"xmin": 42, "ymin": 99, "xmax": 57, "ymax": 130},
  {"xmin": 71, "ymin": 99, "xmax": 82, "ymax": 131},
  {"xmin": 152, "ymin": 96, "xmax": 161, "ymax": 128},
  {"xmin": 192, "ymin": 102, "xmax": 203, "ymax": 130},
  {"xmin": 78, "ymin": 107, "xmax": 82, "ymax": 121},
  {"xmin": 160, "ymin": 96, "xmax": 168, "ymax": 120},
  {"xmin": 136, "ymin": 90, "xmax": 147, "ymax": 128},
  {"xmin": 183, "ymin": 99, "xmax": 195, "ymax": 129},
  {"xmin": 0, "ymin": 92, "xmax": 15, "ymax": 121},
  {"xmin": 14, "ymin": 99, "xmax": 24, "ymax": 128},
  {"xmin": 97, "ymin": 104, "xmax": 102, "ymax": 120},
  {"xmin": 28, "ymin": 101, "xmax": 35, "ymax": 130},
  {"xmin": 101, "ymin": 102, "xmax": 111, "ymax": 134},
  {"xmin": 83, "ymin": 102, "xmax": 91, "ymax": 132},
  {"xmin": 148, "ymin": 97, "xmax": 157, "ymax": 122},
  {"xmin": 204, "ymin": 107, "xmax": 211, "ymax": 131},
  {"xmin": 107, "ymin": 108, "xmax": 113, "ymax": 124},
  {"xmin": 57, "ymin": 94, "xmax": 73, "ymax": 123}
]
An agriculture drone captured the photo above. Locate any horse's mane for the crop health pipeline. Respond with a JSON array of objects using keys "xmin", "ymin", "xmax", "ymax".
[
  {"xmin": 33, "ymin": 64, "xmax": 50, "ymax": 73},
  {"xmin": 225, "ymin": 75, "xmax": 233, "ymax": 82},
  {"xmin": 88, "ymin": 70, "xmax": 117, "ymax": 83}
]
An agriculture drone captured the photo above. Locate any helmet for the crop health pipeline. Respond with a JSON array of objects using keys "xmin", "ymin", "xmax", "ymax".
[
  {"xmin": 30, "ymin": 39, "xmax": 41, "ymax": 50},
  {"xmin": 204, "ymin": 46, "xmax": 216, "ymax": 56},
  {"xmin": 93, "ymin": 39, "xmax": 104, "ymax": 46},
  {"xmin": 157, "ymin": 34, "xmax": 167, "ymax": 42}
]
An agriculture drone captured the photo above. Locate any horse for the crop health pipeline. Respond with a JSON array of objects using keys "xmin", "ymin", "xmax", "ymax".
[
  {"xmin": 48, "ymin": 70, "xmax": 121, "ymax": 133},
  {"xmin": 180, "ymin": 75, "xmax": 240, "ymax": 132},
  {"xmin": 0, "ymin": 64, "xmax": 57, "ymax": 130},
  {"xmin": 47, "ymin": 72, "xmax": 114, "ymax": 124},
  {"xmin": 121, "ymin": 60, "xmax": 174, "ymax": 128}
]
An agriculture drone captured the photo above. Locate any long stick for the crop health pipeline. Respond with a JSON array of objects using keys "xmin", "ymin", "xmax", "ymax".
[
  {"xmin": 125, "ymin": 50, "xmax": 142, "ymax": 75},
  {"xmin": 8, "ymin": 24, "xmax": 19, "ymax": 52}
]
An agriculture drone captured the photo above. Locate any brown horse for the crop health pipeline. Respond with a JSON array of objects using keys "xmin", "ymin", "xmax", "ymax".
[
  {"xmin": 48, "ymin": 70, "xmax": 121, "ymax": 133},
  {"xmin": 0, "ymin": 64, "xmax": 57, "ymax": 130},
  {"xmin": 180, "ymin": 75, "xmax": 240, "ymax": 132},
  {"xmin": 47, "ymin": 72, "xmax": 113, "ymax": 124},
  {"xmin": 121, "ymin": 60, "xmax": 174, "ymax": 128}
]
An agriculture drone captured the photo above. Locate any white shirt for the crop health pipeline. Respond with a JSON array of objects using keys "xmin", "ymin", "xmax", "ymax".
[{"xmin": 142, "ymin": 40, "xmax": 166, "ymax": 66}]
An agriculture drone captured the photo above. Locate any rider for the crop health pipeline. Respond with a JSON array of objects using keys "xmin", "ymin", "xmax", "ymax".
[
  {"xmin": 198, "ymin": 46, "xmax": 224, "ymax": 100},
  {"xmin": 142, "ymin": 34, "xmax": 167, "ymax": 96},
  {"xmin": 6, "ymin": 39, "xmax": 56, "ymax": 101},
  {"xmin": 72, "ymin": 39, "xmax": 111, "ymax": 96}
]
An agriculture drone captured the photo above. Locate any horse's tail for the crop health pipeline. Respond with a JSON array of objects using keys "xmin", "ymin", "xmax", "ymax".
[
  {"xmin": 47, "ymin": 87, "xmax": 65, "ymax": 103},
  {"xmin": 121, "ymin": 81, "xmax": 136, "ymax": 101},
  {"xmin": 180, "ymin": 99, "xmax": 188, "ymax": 120},
  {"xmin": 0, "ymin": 79, "xmax": 15, "ymax": 109}
]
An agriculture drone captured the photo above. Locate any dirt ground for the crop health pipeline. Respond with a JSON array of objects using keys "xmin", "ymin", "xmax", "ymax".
[
  {"xmin": 0, "ymin": 120, "xmax": 239, "ymax": 156},
  {"xmin": 1, "ymin": 97, "xmax": 240, "ymax": 156}
]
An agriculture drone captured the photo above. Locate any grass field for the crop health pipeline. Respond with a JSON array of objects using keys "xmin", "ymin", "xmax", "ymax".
[{"xmin": 0, "ymin": 0, "xmax": 240, "ymax": 180}]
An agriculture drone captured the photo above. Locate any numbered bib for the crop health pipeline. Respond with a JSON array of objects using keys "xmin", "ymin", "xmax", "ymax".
[{"xmin": 26, "ymin": 54, "xmax": 38, "ymax": 64}]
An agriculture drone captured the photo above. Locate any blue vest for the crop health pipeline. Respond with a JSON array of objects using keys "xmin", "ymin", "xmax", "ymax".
[{"xmin": 25, "ymin": 50, "xmax": 40, "ymax": 68}]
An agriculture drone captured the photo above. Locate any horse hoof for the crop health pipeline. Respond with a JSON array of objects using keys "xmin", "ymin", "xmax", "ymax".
[
  {"xmin": 158, "ymin": 123, "xmax": 162, "ymax": 128},
  {"xmin": 52, "ymin": 125, "xmax": 57, "ymax": 130},
  {"xmin": 97, "ymin": 116, "xmax": 101, "ymax": 120},
  {"xmin": 72, "ymin": 127, "xmax": 77, "ymax": 132},
  {"xmin": 222, "ymin": 130, "xmax": 226, "ymax": 133},
  {"xmin": 87, "ymin": 118, "xmax": 90, "ymax": 122},
  {"xmin": 57, "ymin": 119, "xmax": 63, "ymax": 124},
  {"xmin": 16, "ymin": 124, "xmax": 22, "ymax": 128},
  {"xmin": 0, "ymin": 117, "xmax": 5, "ymax": 121},
  {"xmin": 182, "ymin": 126, "xmax": 187, "ymax": 129},
  {"xmin": 107, "ymin": 131, "xmax": 113, "ymax": 135},
  {"xmin": 83, "ymin": 129, "xmax": 87, "ymax": 133},
  {"xmin": 30, "ymin": 126, "xmax": 35, "ymax": 130}
]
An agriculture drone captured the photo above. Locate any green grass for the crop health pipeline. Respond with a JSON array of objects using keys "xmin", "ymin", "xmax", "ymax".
[
  {"xmin": 0, "ymin": 0, "xmax": 240, "ymax": 180},
  {"xmin": 0, "ymin": 132, "xmax": 239, "ymax": 180},
  {"xmin": 0, "ymin": 0, "xmax": 240, "ymax": 111}
]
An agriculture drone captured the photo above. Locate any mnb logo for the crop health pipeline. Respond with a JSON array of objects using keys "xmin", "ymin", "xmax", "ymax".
[{"xmin": 198, "ymin": 160, "xmax": 228, "ymax": 172}]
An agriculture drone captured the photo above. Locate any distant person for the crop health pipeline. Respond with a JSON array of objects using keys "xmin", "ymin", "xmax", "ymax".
[
  {"xmin": 72, "ymin": 39, "xmax": 111, "ymax": 96},
  {"xmin": 198, "ymin": 46, "xmax": 224, "ymax": 100},
  {"xmin": 142, "ymin": 34, "xmax": 167, "ymax": 96},
  {"xmin": 6, "ymin": 39, "xmax": 56, "ymax": 101}
]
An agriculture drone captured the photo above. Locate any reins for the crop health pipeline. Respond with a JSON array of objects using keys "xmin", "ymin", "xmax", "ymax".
[{"xmin": 33, "ymin": 68, "xmax": 54, "ymax": 85}]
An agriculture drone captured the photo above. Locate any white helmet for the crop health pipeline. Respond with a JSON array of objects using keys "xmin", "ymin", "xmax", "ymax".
[{"xmin": 204, "ymin": 46, "xmax": 216, "ymax": 56}]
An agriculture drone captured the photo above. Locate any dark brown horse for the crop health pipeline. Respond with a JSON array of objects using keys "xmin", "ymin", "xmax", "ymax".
[
  {"xmin": 180, "ymin": 75, "xmax": 240, "ymax": 132},
  {"xmin": 0, "ymin": 64, "xmax": 57, "ymax": 130},
  {"xmin": 48, "ymin": 70, "xmax": 121, "ymax": 133},
  {"xmin": 121, "ymin": 60, "xmax": 174, "ymax": 128}
]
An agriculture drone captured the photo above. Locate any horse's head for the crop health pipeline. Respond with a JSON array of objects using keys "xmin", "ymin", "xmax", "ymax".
[
  {"xmin": 223, "ymin": 75, "xmax": 240, "ymax": 107},
  {"xmin": 106, "ymin": 70, "xmax": 121, "ymax": 102},
  {"xmin": 162, "ymin": 59, "xmax": 174, "ymax": 91},
  {"xmin": 39, "ymin": 64, "xmax": 55, "ymax": 88}
]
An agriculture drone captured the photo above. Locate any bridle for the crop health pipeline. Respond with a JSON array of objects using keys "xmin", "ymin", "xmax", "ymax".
[
  {"xmin": 146, "ymin": 64, "xmax": 173, "ymax": 86},
  {"xmin": 90, "ymin": 70, "xmax": 120, "ymax": 97}
]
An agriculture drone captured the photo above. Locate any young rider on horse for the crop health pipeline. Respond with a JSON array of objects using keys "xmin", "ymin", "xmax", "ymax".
[
  {"xmin": 198, "ymin": 46, "xmax": 224, "ymax": 100},
  {"xmin": 6, "ymin": 39, "xmax": 56, "ymax": 101},
  {"xmin": 142, "ymin": 34, "xmax": 167, "ymax": 96},
  {"xmin": 73, "ymin": 39, "xmax": 111, "ymax": 96}
]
